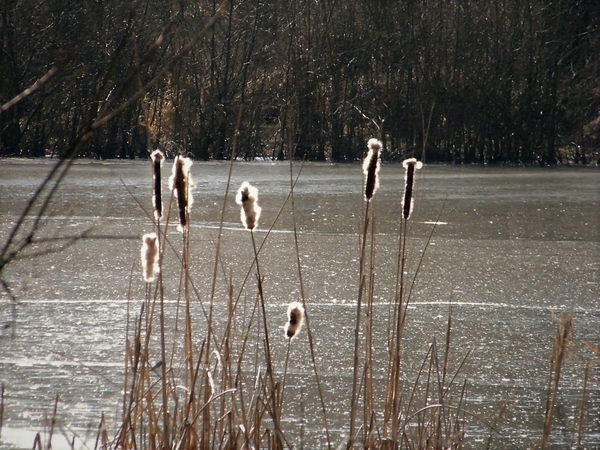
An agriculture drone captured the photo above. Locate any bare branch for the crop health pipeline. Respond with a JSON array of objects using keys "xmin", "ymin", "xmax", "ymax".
[{"xmin": 0, "ymin": 66, "xmax": 60, "ymax": 114}]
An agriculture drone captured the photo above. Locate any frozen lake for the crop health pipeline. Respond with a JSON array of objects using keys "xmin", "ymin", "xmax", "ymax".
[{"xmin": 0, "ymin": 159, "xmax": 598, "ymax": 448}]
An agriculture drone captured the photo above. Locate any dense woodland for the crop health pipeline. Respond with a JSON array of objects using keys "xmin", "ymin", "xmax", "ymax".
[{"xmin": 1, "ymin": 0, "xmax": 598, "ymax": 164}]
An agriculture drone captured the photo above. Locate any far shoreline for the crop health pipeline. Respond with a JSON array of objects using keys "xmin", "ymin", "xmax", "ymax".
[{"xmin": 2, "ymin": 155, "xmax": 599, "ymax": 169}]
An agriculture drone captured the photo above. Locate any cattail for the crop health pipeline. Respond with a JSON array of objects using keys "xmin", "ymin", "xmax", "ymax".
[
  {"xmin": 141, "ymin": 232, "xmax": 159, "ymax": 282},
  {"xmin": 150, "ymin": 150, "xmax": 164, "ymax": 221},
  {"xmin": 168, "ymin": 155, "xmax": 194, "ymax": 232},
  {"xmin": 363, "ymin": 138, "xmax": 382, "ymax": 201},
  {"xmin": 235, "ymin": 181, "xmax": 261, "ymax": 230},
  {"xmin": 284, "ymin": 301, "xmax": 305, "ymax": 340},
  {"xmin": 401, "ymin": 157, "xmax": 423, "ymax": 220}
]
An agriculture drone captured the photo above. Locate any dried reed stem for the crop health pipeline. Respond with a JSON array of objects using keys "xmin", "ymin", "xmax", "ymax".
[
  {"xmin": 182, "ymin": 225, "xmax": 195, "ymax": 414},
  {"xmin": 94, "ymin": 413, "xmax": 109, "ymax": 450},
  {"xmin": 250, "ymin": 230, "xmax": 284, "ymax": 449},
  {"xmin": 542, "ymin": 313, "xmax": 572, "ymax": 449},
  {"xmin": 147, "ymin": 152, "xmax": 170, "ymax": 448},
  {"xmin": 386, "ymin": 217, "xmax": 408, "ymax": 442},
  {"xmin": 169, "ymin": 155, "xmax": 196, "ymax": 395},
  {"xmin": 235, "ymin": 180, "xmax": 283, "ymax": 447},
  {"xmin": 384, "ymin": 158, "xmax": 425, "ymax": 443},
  {"xmin": 348, "ymin": 198, "xmax": 371, "ymax": 449},
  {"xmin": 156, "ymin": 246, "xmax": 169, "ymax": 448},
  {"xmin": 349, "ymin": 139, "xmax": 387, "ymax": 446},
  {"xmin": 281, "ymin": 339, "xmax": 292, "ymax": 412},
  {"xmin": 206, "ymin": 101, "xmax": 244, "ymax": 449},
  {"xmin": 576, "ymin": 361, "xmax": 590, "ymax": 448},
  {"xmin": 0, "ymin": 382, "xmax": 3, "ymax": 434},
  {"xmin": 364, "ymin": 139, "xmax": 381, "ymax": 429},
  {"xmin": 364, "ymin": 208, "xmax": 377, "ymax": 446}
]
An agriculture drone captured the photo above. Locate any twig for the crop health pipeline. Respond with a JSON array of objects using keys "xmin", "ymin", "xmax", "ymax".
[{"xmin": 0, "ymin": 66, "xmax": 60, "ymax": 114}]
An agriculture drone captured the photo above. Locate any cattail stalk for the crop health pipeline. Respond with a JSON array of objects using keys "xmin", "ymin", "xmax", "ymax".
[
  {"xmin": 363, "ymin": 138, "xmax": 382, "ymax": 201},
  {"xmin": 349, "ymin": 140, "xmax": 381, "ymax": 447},
  {"xmin": 385, "ymin": 158, "xmax": 423, "ymax": 441},
  {"xmin": 141, "ymin": 233, "xmax": 159, "ymax": 282},
  {"xmin": 150, "ymin": 150, "xmax": 164, "ymax": 221},
  {"xmin": 168, "ymin": 155, "xmax": 195, "ymax": 429},
  {"xmin": 236, "ymin": 181, "xmax": 283, "ymax": 447},
  {"xmin": 401, "ymin": 158, "xmax": 423, "ymax": 220},
  {"xmin": 149, "ymin": 151, "xmax": 170, "ymax": 448},
  {"xmin": 168, "ymin": 155, "xmax": 194, "ymax": 232}
]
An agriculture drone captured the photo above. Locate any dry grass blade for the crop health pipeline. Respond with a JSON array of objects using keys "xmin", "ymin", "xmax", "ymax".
[{"xmin": 541, "ymin": 313, "xmax": 573, "ymax": 449}]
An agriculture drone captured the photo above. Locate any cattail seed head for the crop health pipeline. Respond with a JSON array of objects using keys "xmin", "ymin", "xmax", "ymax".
[
  {"xmin": 401, "ymin": 158, "xmax": 423, "ymax": 220},
  {"xmin": 168, "ymin": 156, "xmax": 194, "ymax": 232},
  {"xmin": 235, "ymin": 181, "xmax": 261, "ymax": 230},
  {"xmin": 284, "ymin": 301, "xmax": 305, "ymax": 340},
  {"xmin": 150, "ymin": 150, "xmax": 164, "ymax": 221},
  {"xmin": 141, "ymin": 232, "xmax": 159, "ymax": 282},
  {"xmin": 363, "ymin": 138, "xmax": 382, "ymax": 201}
]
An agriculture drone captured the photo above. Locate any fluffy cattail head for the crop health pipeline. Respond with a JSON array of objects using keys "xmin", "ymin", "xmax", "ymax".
[
  {"xmin": 150, "ymin": 150, "xmax": 164, "ymax": 221},
  {"xmin": 141, "ymin": 232, "xmax": 159, "ymax": 282},
  {"xmin": 284, "ymin": 301, "xmax": 305, "ymax": 340},
  {"xmin": 168, "ymin": 156, "xmax": 194, "ymax": 232},
  {"xmin": 401, "ymin": 158, "xmax": 423, "ymax": 220},
  {"xmin": 235, "ymin": 181, "xmax": 261, "ymax": 230},
  {"xmin": 362, "ymin": 138, "xmax": 382, "ymax": 201}
]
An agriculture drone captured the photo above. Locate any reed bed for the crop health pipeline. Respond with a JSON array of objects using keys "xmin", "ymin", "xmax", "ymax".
[
  {"xmin": 116, "ymin": 142, "xmax": 460, "ymax": 450},
  {"xmin": 4, "ymin": 141, "xmax": 596, "ymax": 450}
]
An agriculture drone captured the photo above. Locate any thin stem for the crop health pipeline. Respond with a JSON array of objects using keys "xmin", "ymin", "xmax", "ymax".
[
  {"xmin": 391, "ymin": 220, "xmax": 408, "ymax": 443},
  {"xmin": 280, "ymin": 339, "xmax": 292, "ymax": 412},
  {"xmin": 250, "ymin": 230, "xmax": 283, "ymax": 449},
  {"xmin": 364, "ymin": 202, "xmax": 376, "ymax": 445},
  {"xmin": 155, "ymin": 218, "xmax": 170, "ymax": 449},
  {"xmin": 577, "ymin": 361, "xmax": 590, "ymax": 448},
  {"xmin": 348, "ymin": 200, "xmax": 371, "ymax": 449}
]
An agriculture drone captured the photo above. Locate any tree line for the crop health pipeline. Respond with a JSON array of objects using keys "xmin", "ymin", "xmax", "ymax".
[{"xmin": 1, "ymin": 0, "xmax": 598, "ymax": 164}]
